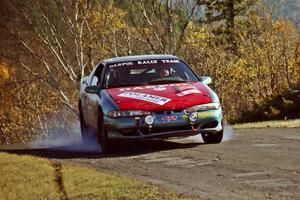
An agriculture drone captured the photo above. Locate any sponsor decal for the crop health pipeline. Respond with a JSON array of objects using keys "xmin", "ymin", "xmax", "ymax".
[
  {"xmin": 137, "ymin": 60, "xmax": 158, "ymax": 64},
  {"xmin": 182, "ymin": 111, "xmax": 215, "ymax": 120},
  {"xmin": 118, "ymin": 92, "xmax": 171, "ymax": 105},
  {"xmin": 162, "ymin": 115, "xmax": 178, "ymax": 121},
  {"xmin": 198, "ymin": 111, "xmax": 215, "ymax": 119},
  {"xmin": 119, "ymin": 83, "xmax": 189, "ymax": 91},
  {"xmin": 153, "ymin": 87, "xmax": 167, "ymax": 91},
  {"xmin": 161, "ymin": 59, "xmax": 180, "ymax": 63},
  {"xmin": 177, "ymin": 89, "xmax": 201, "ymax": 96},
  {"xmin": 109, "ymin": 62, "xmax": 134, "ymax": 68},
  {"xmin": 175, "ymin": 85, "xmax": 195, "ymax": 91},
  {"xmin": 109, "ymin": 59, "xmax": 180, "ymax": 68}
]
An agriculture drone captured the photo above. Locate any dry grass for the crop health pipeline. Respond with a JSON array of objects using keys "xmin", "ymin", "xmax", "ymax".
[
  {"xmin": 0, "ymin": 153, "xmax": 59, "ymax": 200},
  {"xmin": 233, "ymin": 119, "xmax": 300, "ymax": 129},
  {"xmin": 0, "ymin": 152, "xmax": 192, "ymax": 200}
]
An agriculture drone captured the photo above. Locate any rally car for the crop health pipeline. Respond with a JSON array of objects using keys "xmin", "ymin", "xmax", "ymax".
[{"xmin": 79, "ymin": 54, "xmax": 223, "ymax": 153}]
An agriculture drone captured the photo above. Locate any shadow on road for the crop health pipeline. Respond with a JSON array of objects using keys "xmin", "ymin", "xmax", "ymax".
[{"xmin": 0, "ymin": 140, "xmax": 203, "ymax": 160}]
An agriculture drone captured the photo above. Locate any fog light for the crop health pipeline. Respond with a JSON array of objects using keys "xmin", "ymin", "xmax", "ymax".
[
  {"xmin": 144, "ymin": 115, "xmax": 155, "ymax": 126},
  {"xmin": 188, "ymin": 112, "xmax": 198, "ymax": 123}
]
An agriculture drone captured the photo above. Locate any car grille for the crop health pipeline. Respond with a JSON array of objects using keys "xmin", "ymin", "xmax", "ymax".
[
  {"xmin": 120, "ymin": 125, "xmax": 195, "ymax": 137},
  {"xmin": 201, "ymin": 121, "xmax": 218, "ymax": 129},
  {"xmin": 120, "ymin": 129, "xmax": 139, "ymax": 136},
  {"xmin": 153, "ymin": 109, "xmax": 183, "ymax": 115},
  {"xmin": 140, "ymin": 125, "xmax": 196, "ymax": 135}
]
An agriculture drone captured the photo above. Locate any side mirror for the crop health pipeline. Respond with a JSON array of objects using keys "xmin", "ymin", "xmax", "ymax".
[
  {"xmin": 81, "ymin": 76, "xmax": 89, "ymax": 85},
  {"xmin": 85, "ymin": 86, "xmax": 100, "ymax": 94},
  {"xmin": 201, "ymin": 76, "xmax": 212, "ymax": 85}
]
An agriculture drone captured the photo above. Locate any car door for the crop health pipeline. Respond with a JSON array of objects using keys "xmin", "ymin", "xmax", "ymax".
[
  {"xmin": 79, "ymin": 70, "xmax": 91, "ymax": 125},
  {"xmin": 86, "ymin": 63, "xmax": 105, "ymax": 128},
  {"xmin": 80, "ymin": 69, "xmax": 95, "ymax": 127}
]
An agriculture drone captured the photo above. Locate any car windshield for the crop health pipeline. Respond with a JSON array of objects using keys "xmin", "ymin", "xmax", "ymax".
[{"xmin": 104, "ymin": 59, "xmax": 199, "ymax": 89}]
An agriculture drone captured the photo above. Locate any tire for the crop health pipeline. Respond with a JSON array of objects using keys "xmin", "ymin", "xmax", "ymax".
[
  {"xmin": 79, "ymin": 110, "xmax": 91, "ymax": 144},
  {"xmin": 202, "ymin": 129, "xmax": 223, "ymax": 144},
  {"xmin": 97, "ymin": 112, "xmax": 113, "ymax": 154}
]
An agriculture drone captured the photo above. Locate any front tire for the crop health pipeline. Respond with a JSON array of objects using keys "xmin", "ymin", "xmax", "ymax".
[
  {"xmin": 97, "ymin": 113, "xmax": 113, "ymax": 153},
  {"xmin": 202, "ymin": 129, "xmax": 223, "ymax": 144},
  {"xmin": 79, "ymin": 110, "xmax": 90, "ymax": 144}
]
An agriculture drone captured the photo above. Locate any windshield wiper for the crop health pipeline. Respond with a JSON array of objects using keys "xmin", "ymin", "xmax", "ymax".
[
  {"xmin": 114, "ymin": 83, "xmax": 147, "ymax": 88},
  {"xmin": 150, "ymin": 78, "xmax": 187, "ymax": 85}
]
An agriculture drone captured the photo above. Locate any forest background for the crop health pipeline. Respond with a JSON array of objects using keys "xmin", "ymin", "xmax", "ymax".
[{"xmin": 0, "ymin": 0, "xmax": 299, "ymax": 144}]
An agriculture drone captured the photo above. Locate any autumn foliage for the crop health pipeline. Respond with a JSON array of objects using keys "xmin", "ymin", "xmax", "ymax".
[{"xmin": 0, "ymin": 0, "xmax": 299, "ymax": 144}]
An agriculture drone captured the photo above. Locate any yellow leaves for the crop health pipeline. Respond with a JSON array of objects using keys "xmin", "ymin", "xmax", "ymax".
[
  {"xmin": 142, "ymin": 27, "xmax": 151, "ymax": 34},
  {"xmin": 264, "ymin": 107, "xmax": 281, "ymax": 117},
  {"xmin": 0, "ymin": 60, "xmax": 10, "ymax": 81},
  {"xmin": 185, "ymin": 25, "xmax": 212, "ymax": 49},
  {"xmin": 272, "ymin": 20, "xmax": 294, "ymax": 36},
  {"xmin": 186, "ymin": 21, "xmax": 193, "ymax": 30},
  {"xmin": 194, "ymin": 31, "xmax": 210, "ymax": 41},
  {"xmin": 273, "ymin": 20, "xmax": 286, "ymax": 33},
  {"xmin": 88, "ymin": 4, "xmax": 127, "ymax": 58},
  {"xmin": 90, "ymin": 7, "xmax": 126, "ymax": 31}
]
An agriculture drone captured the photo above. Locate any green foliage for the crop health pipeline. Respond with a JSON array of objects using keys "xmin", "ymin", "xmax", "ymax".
[
  {"xmin": 198, "ymin": 0, "xmax": 258, "ymax": 48},
  {"xmin": 236, "ymin": 89, "xmax": 300, "ymax": 123}
]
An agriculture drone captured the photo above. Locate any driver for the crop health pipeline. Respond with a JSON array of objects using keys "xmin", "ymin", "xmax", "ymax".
[{"xmin": 156, "ymin": 66, "xmax": 170, "ymax": 78}]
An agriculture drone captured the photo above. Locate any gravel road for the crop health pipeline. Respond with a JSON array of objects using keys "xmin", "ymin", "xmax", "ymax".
[{"xmin": 1, "ymin": 128, "xmax": 300, "ymax": 200}]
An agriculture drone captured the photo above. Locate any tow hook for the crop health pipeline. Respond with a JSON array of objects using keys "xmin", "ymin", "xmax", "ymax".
[{"xmin": 191, "ymin": 125, "xmax": 197, "ymax": 133}]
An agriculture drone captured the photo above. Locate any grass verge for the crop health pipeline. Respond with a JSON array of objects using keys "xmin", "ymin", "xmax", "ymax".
[
  {"xmin": 0, "ymin": 152, "xmax": 192, "ymax": 200},
  {"xmin": 233, "ymin": 119, "xmax": 300, "ymax": 129}
]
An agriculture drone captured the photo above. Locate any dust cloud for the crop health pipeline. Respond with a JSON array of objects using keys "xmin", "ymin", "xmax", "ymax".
[
  {"xmin": 222, "ymin": 122, "xmax": 235, "ymax": 142},
  {"xmin": 29, "ymin": 123, "xmax": 101, "ymax": 153},
  {"xmin": 29, "ymin": 122, "xmax": 234, "ymax": 152},
  {"xmin": 186, "ymin": 122, "xmax": 235, "ymax": 143}
]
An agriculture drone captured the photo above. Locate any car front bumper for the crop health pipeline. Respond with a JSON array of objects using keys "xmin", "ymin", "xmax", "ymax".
[{"xmin": 104, "ymin": 108, "xmax": 222, "ymax": 140}]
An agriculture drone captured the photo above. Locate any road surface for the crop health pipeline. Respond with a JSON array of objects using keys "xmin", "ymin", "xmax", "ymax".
[{"xmin": 1, "ymin": 128, "xmax": 300, "ymax": 200}]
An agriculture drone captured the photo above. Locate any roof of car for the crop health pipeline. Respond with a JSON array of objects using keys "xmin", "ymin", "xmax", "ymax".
[{"xmin": 102, "ymin": 54, "xmax": 179, "ymax": 64}]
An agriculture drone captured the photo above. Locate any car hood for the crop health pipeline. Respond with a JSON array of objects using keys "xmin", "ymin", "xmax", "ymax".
[{"xmin": 106, "ymin": 82, "xmax": 212, "ymax": 111}]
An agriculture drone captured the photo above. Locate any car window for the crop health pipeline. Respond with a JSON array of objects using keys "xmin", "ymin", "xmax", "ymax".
[
  {"xmin": 91, "ymin": 76, "xmax": 98, "ymax": 86},
  {"xmin": 103, "ymin": 59, "xmax": 199, "ymax": 89},
  {"xmin": 130, "ymin": 68, "xmax": 148, "ymax": 74},
  {"xmin": 89, "ymin": 63, "xmax": 104, "ymax": 86}
]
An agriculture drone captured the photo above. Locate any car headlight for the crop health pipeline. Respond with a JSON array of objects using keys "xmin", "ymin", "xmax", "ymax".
[
  {"xmin": 107, "ymin": 110, "xmax": 151, "ymax": 118},
  {"xmin": 185, "ymin": 103, "xmax": 220, "ymax": 113},
  {"xmin": 144, "ymin": 115, "xmax": 155, "ymax": 125},
  {"xmin": 188, "ymin": 112, "xmax": 198, "ymax": 123}
]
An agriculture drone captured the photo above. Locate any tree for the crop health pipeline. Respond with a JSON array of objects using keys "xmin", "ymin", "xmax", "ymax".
[
  {"xmin": 13, "ymin": 0, "xmax": 126, "ymax": 111},
  {"xmin": 126, "ymin": 0, "xmax": 201, "ymax": 54},
  {"xmin": 198, "ymin": 0, "xmax": 258, "ymax": 50},
  {"xmin": 0, "ymin": 0, "xmax": 127, "ymax": 144}
]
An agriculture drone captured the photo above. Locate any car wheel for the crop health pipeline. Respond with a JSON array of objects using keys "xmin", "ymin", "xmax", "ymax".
[
  {"xmin": 201, "ymin": 129, "xmax": 223, "ymax": 144},
  {"xmin": 97, "ymin": 113, "xmax": 112, "ymax": 154},
  {"xmin": 79, "ymin": 110, "xmax": 90, "ymax": 144}
]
